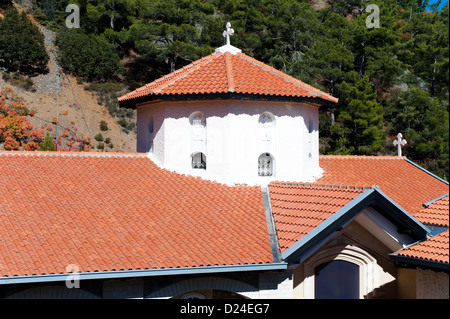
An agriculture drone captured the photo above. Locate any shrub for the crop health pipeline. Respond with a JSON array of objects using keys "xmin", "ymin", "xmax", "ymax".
[
  {"xmin": 94, "ymin": 133, "xmax": 104, "ymax": 141},
  {"xmin": 0, "ymin": 88, "xmax": 44, "ymax": 150},
  {"xmin": 3, "ymin": 72, "xmax": 35, "ymax": 90},
  {"xmin": 117, "ymin": 119, "xmax": 127, "ymax": 128},
  {"xmin": 99, "ymin": 120, "xmax": 109, "ymax": 131},
  {"xmin": 39, "ymin": 132, "xmax": 56, "ymax": 151}
]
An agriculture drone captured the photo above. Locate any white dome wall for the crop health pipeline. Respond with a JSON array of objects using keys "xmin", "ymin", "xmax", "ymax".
[{"xmin": 136, "ymin": 99, "xmax": 321, "ymax": 185}]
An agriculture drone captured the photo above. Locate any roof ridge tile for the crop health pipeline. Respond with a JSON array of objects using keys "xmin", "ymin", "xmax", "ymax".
[{"xmin": 224, "ymin": 52, "xmax": 236, "ymax": 93}]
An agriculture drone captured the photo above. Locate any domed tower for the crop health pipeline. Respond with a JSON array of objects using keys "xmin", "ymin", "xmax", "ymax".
[{"xmin": 118, "ymin": 23, "xmax": 338, "ymax": 185}]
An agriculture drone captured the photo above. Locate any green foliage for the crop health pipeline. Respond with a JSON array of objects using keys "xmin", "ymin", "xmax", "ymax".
[
  {"xmin": 2, "ymin": 72, "xmax": 35, "ymax": 91},
  {"xmin": 99, "ymin": 121, "xmax": 109, "ymax": 131},
  {"xmin": 97, "ymin": 141, "xmax": 104, "ymax": 150},
  {"xmin": 127, "ymin": 0, "xmax": 221, "ymax": 74},
  {"xmin": 330, "ymin": 76, "xmax": 385, "ymax": 155},
  {"xmin": 386, "ymin": 88, "xmax": 449, "ymax": 180},
  {"xmin": 94, "ymin": 133, "xmax": 104, "ymax": 142},
  {"xmin": 39, "ymin": 132, "xmax": 57, "ymax": 151},
  {"xmin": 0, "ymin": 8, "xmax": 49, "ymax": 74},
  {"xmin": 56, "ymin": 29, "xmax": 122, "ymax": 81}
]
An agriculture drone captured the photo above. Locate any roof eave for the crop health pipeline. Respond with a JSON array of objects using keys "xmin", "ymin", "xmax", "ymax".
[
  {"xmin": 119, "ymin": 92, "xmax": 338, "ymax": 109},
  {"xmin": 389, "ymin": 254, "xmax": 449, "ymax": 272},
  {"xmin": 0, "ymin": 262, "xmax": 288, "ymax": 285},
  {"xmin": 404, "ymin": 158, "xmax": 449, "ymax": 185}
]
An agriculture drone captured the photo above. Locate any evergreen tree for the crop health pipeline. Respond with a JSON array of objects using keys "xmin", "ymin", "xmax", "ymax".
[
  {"xmin": 348, "ymin": 1, "xmax": 406, "ymax": 92},
  {"xmin": 125, "ymin": 0, "xmax": 221, "ymax": 75},
  {"xmin": 386, "ymin": 88, "xmax": 449, "ymax": 179},
  {"xmin": 56, "ymin": 29, "xmax": 122, "ymax": 81},
  {"xmin": 0, "ymin": 8, "xmax": 49, "ymax": 74},
  {"xmin": 39, "ymin": 132, "xmax": 57, "ymax": 151},
  {"xmin": 329, "ymin": 75, "xmax": 385, "ymax": 155},
  {"xmin": 405, "ymin": 4, "xmax": 449, "ymax": 97}
]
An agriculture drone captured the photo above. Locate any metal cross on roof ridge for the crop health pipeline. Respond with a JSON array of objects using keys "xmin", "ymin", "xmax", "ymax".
[
  {"xmin": 223, "ymin": 22, "xmax": 234, "ymax": 46},
  {"xmin": 393, "ymin": 133, "xmax": 407, "ymax": 157}
]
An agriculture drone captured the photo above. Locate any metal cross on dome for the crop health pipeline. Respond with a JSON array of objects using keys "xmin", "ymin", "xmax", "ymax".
[
  {"xmin": 223, "ymin": 22, "xmax": 234, "ymax": 46},
  {"xmin": 393, "ymin": 133, "xmax": 407, "ymax": 157}
]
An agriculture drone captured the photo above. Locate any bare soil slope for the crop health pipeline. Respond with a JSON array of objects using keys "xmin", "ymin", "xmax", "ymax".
[{"xmin": 0, "ymin": 17, "xmax": 136, "ymax": 153}]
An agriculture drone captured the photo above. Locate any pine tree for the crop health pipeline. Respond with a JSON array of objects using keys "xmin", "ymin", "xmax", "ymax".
[
  {"xmin": 39, "ymin": 132, "xmax": 57, "ymax": 151},
  {"xmin": 386, "ymin": 88, "xmax": 449, "ymax": 179},
  {"xmin": 329, "ymin": 75, "xmax": 385, "ymax": 155},
  {"xmin": 56, "ymin": 29, "xmax": 122, "ymax": 81},
  {"xmin": 0, "ymin": 8, "xmax": 49, "ymax": 74}
]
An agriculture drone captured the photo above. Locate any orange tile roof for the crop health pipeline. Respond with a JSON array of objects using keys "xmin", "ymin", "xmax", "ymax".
[
  {"xmin": 393, "ymin": 230, "xmax": 449, "ymax": 265},
  {"xmin": 269, "ymin": 183, "xmax": 366, "ymax": 252},
  {"xmin": 118, "ymin": 51, "xmax": 338, "ymax": 104},
  {"xmin": 415, "ymin": 194, "xmax": 449, "ymax": 227},
  {"xmin": 0, "ymin": 152, "xmax": 273, "ymax": 278},
  {"xmin": 317, "ymin": 156, "xmax": 449, "ymax": 224},
  {"xmin": 393, "ymin": 195, "xmax": 449, "ymax": 267}
]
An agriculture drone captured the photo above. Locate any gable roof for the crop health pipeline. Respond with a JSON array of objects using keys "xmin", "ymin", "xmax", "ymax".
[
  {"xmin": 317, "ymin": 156, "xmax": 449, "ymax": 222},
  {"xmin": 118, "ymin": 51, "xmax": 338, "ymax": 106},
  {"xmin": 0, "ymin": 151, "xmax": 276, "ymax": 281},
  {"xmin": 269, "ymin": 183, "xmax": 366, "ymax": 253},
  {"xmin": 269, "ymin": 183, "xmax": 430, "ymax": 263},
  {"xmin": 390, "ymin": 230, "xmax": 449, "ymax": 271}
]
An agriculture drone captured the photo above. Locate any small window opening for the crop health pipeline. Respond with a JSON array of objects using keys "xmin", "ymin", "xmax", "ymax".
[
  {"xmin": 258, "ymin": 153, "xmax": 273, "ymax": 176},
  {"xmin": 192, "ymin": 152, "xmax": 206, "ymax": 169}
]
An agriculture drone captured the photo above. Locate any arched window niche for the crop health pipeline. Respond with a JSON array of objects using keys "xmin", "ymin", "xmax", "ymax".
[
  {"xmin": 192, "ymin": 152, "xmax": 206, "ymax": 170},
  {"xmin": 189, "ymin": 112, "xmax": 206, "ymax": 166},
  {"xmin": 258, "ymin": 153, "xmax": 274, "ymax": 176},
  {"xmin": 258, "ymin": 112, "xmax": 275, "ymax": 143},
  {"xmin": 314, "ymin": 260, "xmax": 359, "ymax": 299},
  {"xmin": 302, "ymin": 244, "xmax": 379, "ymax": 299},
  {"xmin": 189, "ymin": 111, "xmax": 206, "ymax": 142}
]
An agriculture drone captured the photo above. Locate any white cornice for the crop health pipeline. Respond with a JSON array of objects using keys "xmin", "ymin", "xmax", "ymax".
[{"xmin": 215, "ymin": 44, "xmax": 242, "ymax": 55}]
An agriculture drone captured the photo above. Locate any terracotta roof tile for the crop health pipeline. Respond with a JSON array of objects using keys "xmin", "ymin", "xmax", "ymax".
[
  {"xmin": 269, "ymin": 183, "xmax": 366, "ymax": 252},
  {"xmin": 394, "ymin": 230, "xmax": 449, "ymax": 264},
  {"xmin": 0, "ymin": 152, "xmax": 273, "ymax": 278},
  {"xmin": 317, "ymin": 156, "xmax": 449, "ymax": 223},
  {"xmin": 415, "ymin": 194, "xmax": 449, "ymax": 227},
  {"xmin": 118, "ymin": 51, "xmax": 338, "ymax": 104}
]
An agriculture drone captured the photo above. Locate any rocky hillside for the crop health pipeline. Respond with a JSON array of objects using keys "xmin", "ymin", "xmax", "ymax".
[{"xmin": 1, "ymin": 3, "xmax": 137, "ymax": 153}]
